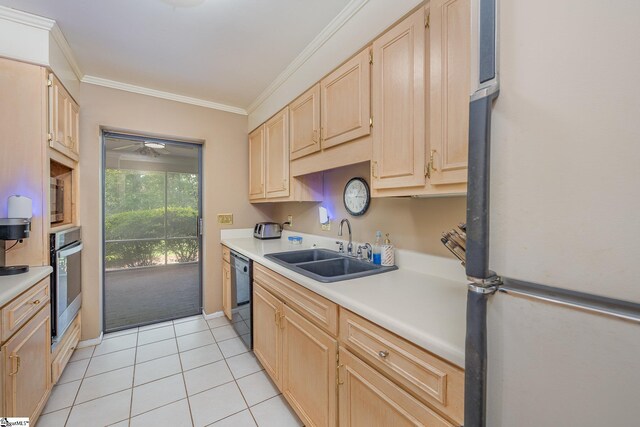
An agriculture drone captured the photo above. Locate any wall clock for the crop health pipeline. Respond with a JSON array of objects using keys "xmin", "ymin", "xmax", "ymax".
[{"xmin": 343, "ymin": 177, "xmax": 370, "ymax": 216}]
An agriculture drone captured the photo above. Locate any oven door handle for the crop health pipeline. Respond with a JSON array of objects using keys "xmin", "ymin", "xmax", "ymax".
[{"xmin": 58, "ymin": 242, "xmax": 83, "ymax": 258}]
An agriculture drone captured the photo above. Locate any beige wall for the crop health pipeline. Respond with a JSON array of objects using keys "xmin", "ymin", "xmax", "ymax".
[
  {"xmin": 79, "ymin": 83, "xmax": 275, "ymax": 340},
  {"xmin": 271, "ymin": 162, "xmax": 466, "ymax": 258}
]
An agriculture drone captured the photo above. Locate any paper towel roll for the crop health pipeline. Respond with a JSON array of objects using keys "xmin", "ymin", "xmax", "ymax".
[{"xmin": 8, "ymin": 195, "xmax": 32, "ymax": 219}]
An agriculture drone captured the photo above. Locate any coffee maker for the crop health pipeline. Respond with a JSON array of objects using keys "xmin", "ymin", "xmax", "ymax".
[{"xmin": 0, "ymin": 218, "xmax": 31, "ymax": 276}]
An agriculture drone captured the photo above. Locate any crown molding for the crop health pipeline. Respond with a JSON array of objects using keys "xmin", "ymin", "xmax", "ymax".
[
  {"xmin": 246, "ymin": 0, "xmax": 369, "ymax": 115},
  {"xmin": 81, "ymin": 75, "xmax": 248, "ymax": 115},
  {"xmin": 0, "ymin": 5, "xmax": 54, "ymax": 30},
  {"xmin": 0, "ymin": 6, "xmax": 84, "ymax": 80},
  {"xmin": 50, "ymin": 24, "xmax": 83, "ymax": 80}
]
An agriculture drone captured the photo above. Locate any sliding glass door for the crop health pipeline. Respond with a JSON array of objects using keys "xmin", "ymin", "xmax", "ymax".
[{"xmin": 102, "ymin": 132, "xmax": 202, "ymax": 332}]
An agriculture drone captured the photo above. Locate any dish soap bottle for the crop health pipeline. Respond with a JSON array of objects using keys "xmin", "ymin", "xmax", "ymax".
[
  {"xmin": 381, "ymin": 233, "xmax": 395, "ymax": 267},
  {"xmin": 372, "ymin": 231, "xmax": 382, "ymax": 265}
]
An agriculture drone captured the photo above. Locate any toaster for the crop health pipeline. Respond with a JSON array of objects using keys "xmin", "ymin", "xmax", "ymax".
[{"xmin": 253, "ymin": 222, "xmax": 282, "ymax": 240}]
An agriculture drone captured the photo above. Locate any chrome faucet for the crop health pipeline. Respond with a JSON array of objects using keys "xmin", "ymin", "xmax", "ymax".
[
  {"xmin": 358, "ymin": 243, "xmax": 373, "ymax": 262},
  {"xmin": 338, "ymin": 218, "xmax": 353, "ymax": 256}
]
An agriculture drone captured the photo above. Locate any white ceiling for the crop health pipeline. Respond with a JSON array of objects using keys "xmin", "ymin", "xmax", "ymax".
[{"xmin": 0, "ymin": 0, "xmax": 351, "ymax": 110}]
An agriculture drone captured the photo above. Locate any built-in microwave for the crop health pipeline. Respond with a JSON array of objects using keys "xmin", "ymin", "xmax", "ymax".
[{"xmin": 50, "ymin": 177, "xmax": 64, "ymax": 223}]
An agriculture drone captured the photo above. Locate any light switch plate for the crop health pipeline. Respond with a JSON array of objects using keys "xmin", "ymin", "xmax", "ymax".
[
  {"xmin": 287, "ymin": 215, "xmax": 293, "ymax": 227},
  {"xmin": 321, "ymin": 222, "xmax": 331, "ymax": 231},
  {"xmin": 218, "ymin": 213, "xmax": 233, "ymax": 225}
]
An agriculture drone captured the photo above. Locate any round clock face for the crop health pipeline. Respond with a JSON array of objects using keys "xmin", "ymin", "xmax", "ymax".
[{"xmin": 343, "ymin": 178, "xmax": 370, "ymax": 216}]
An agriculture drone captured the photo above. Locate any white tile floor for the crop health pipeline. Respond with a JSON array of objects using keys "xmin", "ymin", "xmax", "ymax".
[{"xmin": 37, "ymin": 314, "xmax": 304, "ymax": 427}]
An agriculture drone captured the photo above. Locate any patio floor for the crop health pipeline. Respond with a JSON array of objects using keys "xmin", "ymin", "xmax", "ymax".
[{"xmin": 104, "ymin": 263, "xmax": 201, "ymax": 332}]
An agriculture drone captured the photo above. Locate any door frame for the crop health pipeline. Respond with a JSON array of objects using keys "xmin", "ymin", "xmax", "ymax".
[{"xmin": 101, "ymin": 130, "xmax": 203, "ymax": 332}]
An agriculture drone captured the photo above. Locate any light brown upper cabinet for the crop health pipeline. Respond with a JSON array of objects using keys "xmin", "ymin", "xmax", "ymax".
[
  {"xmin": 429, "ymin": 0, "xmax": 470, "ymax": 184},
  {"xmin": 289, "ymin": 84, "xmax": 321, "ymax": 160},
  {"xmin": 265, "ymin": 107, "xmax": 290, "ymax": 199},
  {"xmin": 248, "ymin": 125, "xmax": 266, "ymax": 200},
  {"xmin": 48, "ymin": 74, "xmax": 79, "ymax": 162},
  {"xmin": 320, "ymin": 48, "xmax": 371, "ymax": 149},
  {"xmin": 371, "ymin": 8, "xmax": 427, "ymax": 190}
]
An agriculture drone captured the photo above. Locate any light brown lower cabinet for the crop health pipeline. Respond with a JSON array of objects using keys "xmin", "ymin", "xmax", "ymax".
[
  {"xmin": 338, "ymin": 347, "xmax": 453, "ymax": 427},
  {"xmin": 51, "ymin": 312, "xmax": 81, "ymax": 384},
  {"xmin": 222, "ymin": 260, "xmax": 232, "ymax": 320},
  {"xmin": 281, "ymin": 304, "xmax": 337, "ymax": 427},
  {"xmin": 2, "ymin": 304, "xmax": 51, "ymax": 421},
  {"xmin": 253, "ymin": 283, "xmax": 283, "ymax": 387},
  {"xmin": 252, "ymin": 263, "xmax": 463, "ymax": 427}
]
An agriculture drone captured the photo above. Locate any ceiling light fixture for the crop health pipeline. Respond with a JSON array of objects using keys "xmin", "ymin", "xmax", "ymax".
[{"xmin": 144, "ymin": 141, "xmax": 166, "ymax": 149}]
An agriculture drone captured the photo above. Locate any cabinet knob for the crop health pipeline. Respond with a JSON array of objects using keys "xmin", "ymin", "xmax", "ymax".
[
  {"xmin": 378, "ymin": 350, "xmax": 389, "ymax": 358},
  {"xmin": 32, "ymin": 299, "xmax": 41, "ymax": 305}
]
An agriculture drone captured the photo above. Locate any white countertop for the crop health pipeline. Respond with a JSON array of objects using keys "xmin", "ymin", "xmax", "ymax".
[
  {"xmin": 221, "ymin": 232, "xmax": 467, "ymax": 367},
  {"xmin": 0, "ymin": 266, "xmax": 52, "ymax": 307}
]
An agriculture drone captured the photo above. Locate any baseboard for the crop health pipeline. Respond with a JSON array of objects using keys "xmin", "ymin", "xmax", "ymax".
[
  {"xmin": 202, "ymin": 309, "xmax": 224, "ymax": 320},
  {"xmin": 77, "ymin": 332, "xmax": 103, "ymax": 348}
]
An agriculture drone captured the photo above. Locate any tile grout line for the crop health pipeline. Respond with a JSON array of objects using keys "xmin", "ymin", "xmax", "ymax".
[
  {"xmin": 126, "ymin": 330, "xmax": 139, "ymax": 426},
  {"xmin": 174, "ymin": 319, "xmax": 196, "ymax": 427},
  {"xmin": 215, "ymin": 318, "xmax": 259, "ymax": 426}
]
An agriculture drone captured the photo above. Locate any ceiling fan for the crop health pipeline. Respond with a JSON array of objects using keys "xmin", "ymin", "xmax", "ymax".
[{"xmin": 111, "ymin": 141, "xmax": 171, "ymax": 158}]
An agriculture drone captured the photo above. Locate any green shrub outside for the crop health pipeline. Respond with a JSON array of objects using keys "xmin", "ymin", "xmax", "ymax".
[{"xmin": 105, "ymin": 206, "xmax": 198, "ymax": 268}]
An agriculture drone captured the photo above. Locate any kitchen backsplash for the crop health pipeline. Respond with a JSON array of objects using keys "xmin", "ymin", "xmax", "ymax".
[{"xmin": 269, "ymin": 162, "xmax": 466, "ymax": 259}]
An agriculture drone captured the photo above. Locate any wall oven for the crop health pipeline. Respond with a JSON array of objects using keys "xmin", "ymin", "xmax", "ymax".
[
  {"xmin": 50, "ymin": 226, "xmax": 82, "ymax": 344},
  {"xmin": 50, "ymin": 177, "xmax": 65, "ymax": 223}
]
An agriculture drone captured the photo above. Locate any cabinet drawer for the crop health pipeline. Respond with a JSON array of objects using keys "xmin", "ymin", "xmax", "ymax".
[
  {"xmin": 339, "ymin": 308, "xmax": 463, "ymax": 425},
  {"xmin": 51, "ymin": 313, "xmax": 81, "ymax": 384},
  {"xmin": 254, "ymin": 263, "xmax": 338, "ymax": 336},
  {"xmin": 2, "ymin": 278, "xmax": 51, "ymax": 342},
  {"xmin": 339, "ymin": 347, "xmax": 454, "ymax": 427},
  {"xmin": 222, "ymin": 245, "xmax": 231, "ymax": 263}
]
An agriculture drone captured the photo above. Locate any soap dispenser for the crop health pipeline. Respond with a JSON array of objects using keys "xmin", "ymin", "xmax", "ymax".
[
  {"xmin": 381, "ymin": 233, "xmax": 395, "ymax": 267},
  {"xmin": 372, "ymin": 231, "xmax": 382, "ymax": 265}
]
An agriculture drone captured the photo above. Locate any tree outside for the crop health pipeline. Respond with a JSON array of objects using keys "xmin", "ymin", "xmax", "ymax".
[{"xmin": 105, "ymin": 169, "xmax": 199, "ymax": 269}]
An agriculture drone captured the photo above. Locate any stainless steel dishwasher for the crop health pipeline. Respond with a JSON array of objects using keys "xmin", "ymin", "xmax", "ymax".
[{"xmin": 230, "ymin": 250, "xmax": 252, "ymax": 348}]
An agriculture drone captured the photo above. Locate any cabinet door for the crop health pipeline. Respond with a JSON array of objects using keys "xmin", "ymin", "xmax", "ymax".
[
  {"xmin": 68, "ymin": 99, "xmax": 80, "ymax": 157},
  {"xmin": 3, "ymin": 306, "xmax": 51, "ymax": 420},
  {"xmin": 282, "ymin": 305, "xmax": 337, "ymax": 427},
  {"xmin": 222, "ymin": 261, "xmax": 232, "ymax": 320},
  {"xmin": 338, "ymin": 348, "xmax": 454, "ymax": 427},
  {"xmin": 321, "ymin": 48, "xmax": 371, "ymax": 149},
  {"xmin": 249, "ymin": 125, "xmax": 266, "ymax": 200},
  {"xmin": 253, "ymin": 283, "xmax": 283, "ymax": 387},
  {"xmin": 290, "ymin": 84, "xmax": 321, "ymax": 160},
  {"xmin": 264, "ymin": 107, "xmax": 290, "ymax": 199},
  {"xmin": 429, "ymin": 0, "xmax": 470, "ymax": 185},
  {"xmin": 371, "ymin": 8, "xmax": 427, "ymax": 189},
  {"xmin": 48, "ymin": 74, "xmax": 79, "ymax": 162}
]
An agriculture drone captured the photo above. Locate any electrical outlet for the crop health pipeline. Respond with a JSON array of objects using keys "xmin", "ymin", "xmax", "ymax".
[
  {"xmin": 321, "ymin": 221, "xmax": 331, "ymax": 231},
  {"xmin": 287, "ymin": 215, "xmax": 293, "ymax": 227},
  {"xmin": 217, "ymin": 213, "xmax": 233, "ymax": 225}
]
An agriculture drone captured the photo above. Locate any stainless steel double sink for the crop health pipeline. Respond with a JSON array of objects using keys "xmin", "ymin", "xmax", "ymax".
[{"xmin": 265, "ymin": 249, "xmax": 397, "ymax": 283}]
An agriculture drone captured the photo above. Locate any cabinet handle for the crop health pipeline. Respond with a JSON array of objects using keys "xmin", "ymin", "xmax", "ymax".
[
  {"xmin": 32, "ymin": 299, "xmax": 41, "ymax": 305},
  {"xmin": 371, "ymin": 161, "xmax": 378, "ymax": 179},
  {"xmin": 429, "ymin": 150, "xmax": 437, "ymax": 172},
  {"xmin": 378, "ymin": 350, "xmax": 389, "ymax": 358},
  {"xmin": 279, "ymin": 312, "xmax": 285, "ymax": 329},
  {"xmin": 282, "ymin": 179, "xmax": 287, "ymax": 190},
  {"xmin": 336, "ymin": 363, "xmax": 344, "ymax": 386},
  {"xmin": 274, "ymin": 310, "xmax": 280, "ymax": 327},
  {"xmin": 312, "ymin": 129, "xmax": 319, "ymax": 143},
  {"xmin": 8, "ymin": 355, "xmax": 20, "ymax": 376}
]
